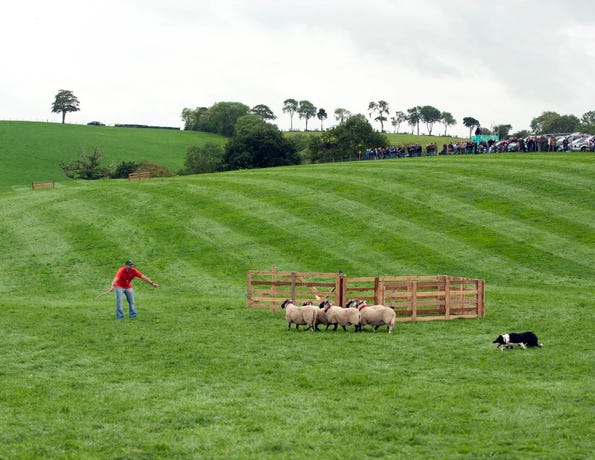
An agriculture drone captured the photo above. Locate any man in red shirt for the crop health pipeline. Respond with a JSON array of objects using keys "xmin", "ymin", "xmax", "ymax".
[{"xmin": 109, "ymin": 259, "xmax": 159, "ymax": 319}]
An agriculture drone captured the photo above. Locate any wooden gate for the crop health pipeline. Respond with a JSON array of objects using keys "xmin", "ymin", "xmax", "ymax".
[{"xmin": 247, "ymin": 268, "xmax": 342, "ymax": 310}]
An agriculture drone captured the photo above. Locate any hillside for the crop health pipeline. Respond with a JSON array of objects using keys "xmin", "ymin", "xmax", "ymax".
[
  {"xmin": 0, "ymin": 138, "xmax": 593, "ymax": 457},
  {"xmin": 0, "ymin": 121, "xmax": 466, "ymax": 188},
  {"xmin": 2, "ymin": 153, "xmax": 593, "ymax": 301},
  {"xmin": 0, "ymin": 121, "xmax": 227, "ymax": 187}
]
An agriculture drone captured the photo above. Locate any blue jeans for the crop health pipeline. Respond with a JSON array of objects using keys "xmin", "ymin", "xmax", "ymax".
[{"xmin": 115, "ymin": 287, "xmax": 137, "ymax": 319}]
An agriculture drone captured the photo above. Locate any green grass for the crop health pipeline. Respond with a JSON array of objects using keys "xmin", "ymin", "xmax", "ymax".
[
  {"xmin": 385, "ymin": 132, "xmax": 463, "ymax": 146},
  {"xmin": 0, "ymin": 121, "xmax": 463, "ymax": 189},
  {"xmin": 0, "ymin": 121, "xmax": 227, "ymax": 187},
  {"xmin": 0, "ymin": 121, "xmax": 593, "ymax": 458},
  {"xmin": 286, "ymin": 130, "xmax": 465, "ymax": 151}
]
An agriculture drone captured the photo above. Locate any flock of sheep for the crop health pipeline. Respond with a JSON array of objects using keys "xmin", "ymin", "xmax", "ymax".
[{"xmin": 281, "ymin": 299, "xmax": 396, "ymax": 333}]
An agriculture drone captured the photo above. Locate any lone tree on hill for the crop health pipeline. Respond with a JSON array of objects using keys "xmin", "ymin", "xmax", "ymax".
[
  {"xmin": 317, "ymin": 108, "xmax": 328, "ymax": 131},
  {"xmin": 441, "ymin": 111, "xmax": 456, "ymax": 136},
  {"xmin": 368, "ymin": 100, "xmax": 390, "ymax": 132},
  {"xmin": 297, "ymin": 100, "xmax": 317, "ymax": 131},
  {"xmin": 407, "ymin": 106, "xmax": 422, "ymax": 135},
  {"xmin": 391, "ymin": 110, "xmax": 407, "ymax": 133},
  {"xmin": 51, "ymin": 89, "xmax": 80, "ymax": 123},
  {"xmin": 463, "ymin": 116, "xmax": 480, "ymax": 138},
  {"xmin": 282, "ymin": 98, "xmax": 299, "ymax": 131}
]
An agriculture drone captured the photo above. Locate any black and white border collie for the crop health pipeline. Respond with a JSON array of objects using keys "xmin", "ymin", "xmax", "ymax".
[{"xmin": 493, "ymin": 332, "xmax": 543, "ymax": 350}]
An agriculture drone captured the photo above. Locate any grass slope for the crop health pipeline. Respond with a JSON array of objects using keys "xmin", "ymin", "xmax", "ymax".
[
  {"xmin": 0, "ymin": 121, "xmax": 227, "ymax": 187},
  {"xmin": 0, "ymin": 151, "xmax": 593, "ymax": 458},
  {"xmin": 385, "ymin": 132, "xmax": 463, "ymax": 146},
  {"xmin": 0, "ymin": 121, "xmax": 464, "ymax": 189}
]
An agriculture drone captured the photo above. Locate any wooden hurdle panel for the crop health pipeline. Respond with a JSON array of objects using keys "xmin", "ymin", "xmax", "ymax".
[
  {"xmin": 445, "ymin": 277, "xmax": 485, "ymax": 319},
  {"xmin": 247, "ymin": 268, "xmax": 342, "ymax": 311},
  {"xmin": 32, "ymin": 180, "xmax": 55, "ymax": 190},
  {"xmin": 381, "ymin": 276, "xmax": 449, "ymax": 321},
  {"xmin": 341, "ymin": 276, "xmax": 380, "ymax": 306},
  {"xmin": 128, "ymin": 171, "xmax": 151, "ymax": 181}
]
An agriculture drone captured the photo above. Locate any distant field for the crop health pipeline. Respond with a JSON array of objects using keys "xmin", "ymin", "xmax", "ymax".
[
  {"xmin": 385, "ymin": 132, "xmax": 464, "ymax": 146},
  {"xmin": 286, "ymin": 130, "xmax": 465, "ymax": 151},
  {"xmin": 0, "ymin": 121, "xmax": 467, "ymax": 188},
  {"xmin": 0, "ymin": 121, "xmax": 227, "ymax": 187},
  {"xmin": 0, "ymin": 149, "xmax": 593, "ymax": 458}
]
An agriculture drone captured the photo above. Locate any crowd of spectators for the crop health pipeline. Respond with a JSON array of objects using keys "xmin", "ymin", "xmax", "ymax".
[
  {"xmin": 488, "ymin": 134, "xmax": 595, "ymax": 153},
  {"xmin": 356, "ymin": 134, "xmax": 594, "ymax": 160},
  {"xmin": 358, "ymin": 141, "xmax": 486, "ymax": 158}
]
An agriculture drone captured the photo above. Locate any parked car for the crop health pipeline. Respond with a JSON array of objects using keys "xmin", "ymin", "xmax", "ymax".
[
  {"xmin": 494, "ymin": 140, "xmax": 509, "ymax": 152},
  {"xmin": 556, "ymin": 135, "xmax": 570, "ymax": 151},
  {"xmin": 571, "ymin": 135, "xmax": 594, "ymax": 152},
  {"xmin": 87, "ymin": 121, "xmax": 105, "ymax": 126}
]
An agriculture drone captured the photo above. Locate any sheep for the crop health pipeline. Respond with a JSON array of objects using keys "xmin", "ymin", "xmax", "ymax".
[
  {"xmin": 318, "ymin": 300, "xmax": 361, "ymax": 332},
  {"xmin": 313, "ymin": 302, "xmax": 332, "ymax": 331},
  {"xmin": 300, "ymin": 300, "xmax": 334, "ymax": 331},
  {"xmin": 281, "ymin": 299, "xmax": 317, "ymax": 331},
  {"xmin": 347, "ymin": 300, "xmax": 396, "ymax": 333}
]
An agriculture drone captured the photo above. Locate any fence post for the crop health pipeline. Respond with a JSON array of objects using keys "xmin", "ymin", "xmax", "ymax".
[
  {"xmin": 270, "ymin": 266, "xmax": 277, "ymax": 308},
  {"xmin": 478, "ymin": 279, "xmax": 485, "ymax": 317},
  {"xmin": 410, "ymin": 279, "xmax": 417, "ymax": 320},
  {"xmin": 247, "ymin": 271, "xmax": 253, "ymax": 307},
  {"xmin": 337, "ymin": 272, "xmax": 344, "ymax": 306},
  {"xmin": 290, "ymin": 272, "xmax": 297, "ymax": 302},
  {"xmin": 444, "ymin": 277, "xmax": 451, "ymax": 319},
  {"xmin": 374, "ymin": 277, "xmax": 383, "ymax": 305}
]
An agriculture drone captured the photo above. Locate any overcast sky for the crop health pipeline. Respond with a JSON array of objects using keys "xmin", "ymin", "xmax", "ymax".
[{"xmin": 1, "ymin": 0, "xmax": 594, "ymax": 136}]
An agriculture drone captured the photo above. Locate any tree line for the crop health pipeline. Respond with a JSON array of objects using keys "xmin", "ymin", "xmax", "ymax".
[
  {"xmin": 58, "ymin": 112, "xmax": 383, "ymax": 178},
  {"xmin": 53, "ymin": 90, "xmax": 594, "ymax": 179},
  {"xmin": 181, "ymin": 99, "xmax": 595, "ymax": 139},
  {"xmin": 50, "ymin": 89, "xmax": 594, "ymax": 138}
]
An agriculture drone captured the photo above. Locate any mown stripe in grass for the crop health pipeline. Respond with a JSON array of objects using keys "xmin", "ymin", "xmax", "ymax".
[
  {"xmin": 277, "ymin": 164, "xmax": 594, "ymax": 283},
  {"xmin": 187, "ymin": 171, "xmax": 586, "ymax": 288}
]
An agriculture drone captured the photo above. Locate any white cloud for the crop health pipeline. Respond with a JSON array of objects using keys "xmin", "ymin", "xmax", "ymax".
[{"xmin": 0, "ymin": 0, "xmax": 593, "ymax": 135}]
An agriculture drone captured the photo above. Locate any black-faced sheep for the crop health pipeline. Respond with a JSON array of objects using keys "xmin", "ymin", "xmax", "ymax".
[
  {"xmin": 314, "ymin": 303, "xmax": 332, "ymax": 331},
  {"xmin": 302, "ymin": 300, "xmax": 331, "ymax": 332},
  {"xmin": 347, "ymin": 300, "xmax": 396, "ymax": 333},
  {"xmin": 318, "ymin": 300, "xmax": 360, "ymax": 332},
  {"xmin": 281, "ymin": 299, "xmax": 317, "ymax": 331}
]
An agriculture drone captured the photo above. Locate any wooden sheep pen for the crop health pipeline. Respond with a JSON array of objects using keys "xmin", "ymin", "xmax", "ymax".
[{"xmin": 247, "ymin": 268, "xmax": 485, "ymax": 322}]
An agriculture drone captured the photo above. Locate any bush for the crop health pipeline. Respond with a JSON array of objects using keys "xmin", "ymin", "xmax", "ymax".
[
  {"xmin": 180, "ymin": 143, "xmax": 224, "ymax": 175},
  {"xmin": 136, "ymin": 160, "xmax": 173, "ymax": 178},
  {"xmin": 111, "ymin": 161, "xmax": 140, "ymax": 179},
  {"xmin": 222, "ymin": 115, "xmax": 299, "ymax": 170},
  {"xmin": 59, "ymin": 146, "xmax": 112, "ymax": 180},
  {"xmin": 308, "ymin": 114, "xmax": 387, "ymax": 163}
]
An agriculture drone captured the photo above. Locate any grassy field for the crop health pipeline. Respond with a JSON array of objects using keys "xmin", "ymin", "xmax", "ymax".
[
  {"xmin": 0, "ymin": 121, "xmax": 464, "ymax": 188},
  {"xmin": 0, "ymin": 121, "xmax": 593, "ymax": 458},
  {"xmin": 385, "ymin": 132, "xmax": 462, "ymax": 146},
  {"xmin": 286, "ymin": 130, "xmax": 465, "ymax": 155},
  {"xmin": 0, "ymin": 121, "xmax": 227, "ymax": 187}
]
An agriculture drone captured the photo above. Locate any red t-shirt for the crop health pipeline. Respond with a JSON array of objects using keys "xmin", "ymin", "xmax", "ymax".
[{"xmin": 114, "ymin": 266, "xmax": 143, "ymax": 289}]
